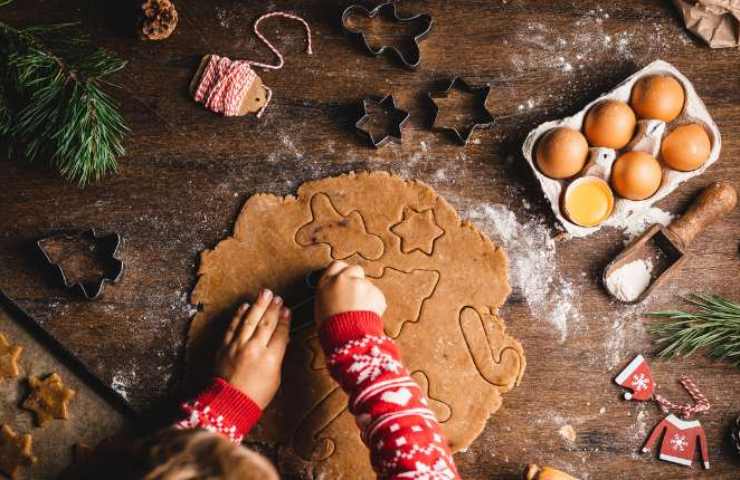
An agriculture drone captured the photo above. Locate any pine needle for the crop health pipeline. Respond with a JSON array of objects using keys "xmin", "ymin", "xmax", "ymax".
[
  {"xmin": 0, "ymin": 22, "xmax": 128, "ymax": 185},
  {"xmin": 647, "ymin": 294, "xmax": 740, "ymax": 367}
]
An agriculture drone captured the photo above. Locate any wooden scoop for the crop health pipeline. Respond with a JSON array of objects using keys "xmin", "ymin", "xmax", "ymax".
[{"xmin": 604, "ymin": 181, "xmax": 737, "ymax": 304}]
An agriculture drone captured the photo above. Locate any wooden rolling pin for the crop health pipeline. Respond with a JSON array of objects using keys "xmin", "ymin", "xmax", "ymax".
[{"xmin": 523, "ymin": 464, "xmax": 579, "ymax": 480}]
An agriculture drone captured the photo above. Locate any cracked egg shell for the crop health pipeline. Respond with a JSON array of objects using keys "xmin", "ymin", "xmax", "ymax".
[
  {"xmin": 611, "ymin": 151, "xmax": 663, "ymax": 200},
  {"xmin": 584, "ymin": 100, "xmax": 636, "ymax": 149},
  {"xmin": 661, "ymin": 123, "xmax": 711, "ymax": 172},
  {"xmin": 630, "ymin": 75, "xmax": 685, "ymax": 122},
  {"xmin": 535, "ymin": 127, "xmax": 589, "ymax": 179}
]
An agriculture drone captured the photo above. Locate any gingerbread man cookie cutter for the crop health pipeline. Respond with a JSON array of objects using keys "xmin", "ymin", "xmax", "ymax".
[{"xmin": 341, "ymin": 2, "xmax": 433, "ymax": 69}]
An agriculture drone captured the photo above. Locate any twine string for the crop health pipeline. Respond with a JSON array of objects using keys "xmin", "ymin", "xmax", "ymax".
[
  {"xmin": 654, "ymin": 375, "xmax": 710, "ymax": 419},
  {"xmin": 247, "ymin": 11, "xmax": 313, "ymax": 70},
  {"xmin": 193, "ymin": 11, "xmax": 312, "ymax": 117}
]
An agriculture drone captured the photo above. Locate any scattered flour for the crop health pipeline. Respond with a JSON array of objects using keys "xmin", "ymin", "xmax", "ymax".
[
  {"xmin": 464, "ymin": 204, "xmax": 580, "ymax": 341},
  {"xmin": 603, "ymin": 304, "xmax": 647, "ymax": 370},
  {"xmin": 617, "ymin": 207, "xmax": 674, "ymax": 243},
  {"xmin": 630, "ymin": 405, "xmax": 651, "ymax": 458},
  {"xmin": 605, "ymin": 259, "xmax": 653, "ymax": 302},
  {"xmin": 509, "ymin": 6, "xmax": 690, "ymax": 86},
  {"xmin": 111, "ymin": 370, "xmax": 137, "ymax": 401}
]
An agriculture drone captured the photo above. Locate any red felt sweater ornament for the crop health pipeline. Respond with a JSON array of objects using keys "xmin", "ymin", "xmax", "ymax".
[{"xmin": 642, "ymin": 414, "xmax": 710, "ymax": 469}]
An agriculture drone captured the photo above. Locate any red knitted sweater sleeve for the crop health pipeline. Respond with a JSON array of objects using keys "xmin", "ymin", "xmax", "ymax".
[
  {"xmin": 319, "ymin": 311, "xmax": 461, "ymax": 479},
  {"xmin": 175, "ymin": 377, "xmax": 262, "ymax": 443}
]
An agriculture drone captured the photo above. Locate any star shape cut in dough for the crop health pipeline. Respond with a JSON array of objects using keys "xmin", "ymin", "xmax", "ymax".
[
  {"xmin": 22, "ymin": 373, "xmax": 76, "ymax": 427},
  {"xmin": 0, "ymin": 333, "xmax": 22, "ymax": 382},
  {"xmin": 0, "ymin": 425, "xmax": 37, "ymax": 479},
  {"xmin": 391, "ymin": 208, "xmax": 444, "ymax": 255}
]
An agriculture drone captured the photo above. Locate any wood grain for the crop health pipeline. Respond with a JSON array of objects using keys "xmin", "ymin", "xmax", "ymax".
[{"xmin": 1, "ymin": 1, "xmax": 738, "ymax": 478}]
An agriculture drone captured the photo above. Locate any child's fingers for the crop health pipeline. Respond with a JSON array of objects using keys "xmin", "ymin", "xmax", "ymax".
[
  {"xmin": 340, "ymin": 264, "xmax": 365, "ymax": 279},
  {"xmin": 236, "ymin": 289, "xmax": 273, "ymax": 344},
  {"xmin": 267, "ymin": 307, "xmax": 291, "ymax": 356},
  {"xmin": 319, "ymin": 260, "xmax": 348, "ymax": 286},
  {"xmin": 224, "ymin": 303, "xmax": 250, "ymax": 345},
  {"xmin": 253, "ymin": 296, "xmax": 283, "ymax": 346}
]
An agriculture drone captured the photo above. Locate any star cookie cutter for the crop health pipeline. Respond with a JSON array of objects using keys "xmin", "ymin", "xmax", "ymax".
[
  {"xmin": 36, "ymin": 229, "xmax": 123, "ymax": 300},
  {"xmin": 355, "ymin": 95, "xmax": 410, "ymax": 147},
  {"xmin": 428, "ymin": 77, "xmax": 495, "ymax": 145},
  {"xmin": 341, "ymin": 2, "xmax": 433, "ymax": 69}
]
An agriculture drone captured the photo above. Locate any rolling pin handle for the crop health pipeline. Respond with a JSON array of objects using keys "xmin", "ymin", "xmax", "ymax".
[{"xmin": 666, "ymin": 181, "xmax": 737, "ymax": 248}]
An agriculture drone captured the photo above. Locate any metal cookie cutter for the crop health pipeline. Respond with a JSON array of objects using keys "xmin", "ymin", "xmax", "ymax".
[
  {"xmin": 341, "ymin": 2, "xmax": 433, "ymax": 69},
  {"xmin": 36, "ymin": 228, "xmax": 124, "ymax": 300},
  {"xmin": 428, "ymin": 77, "xmax": 495, "ymax": 145},
  {"xmin": 355, "ymin": 95, "xmax": 410, "ymax": 148},
  {"xmin": 289, "ymin": 269, "xmax": 323, "ymax": 335}
]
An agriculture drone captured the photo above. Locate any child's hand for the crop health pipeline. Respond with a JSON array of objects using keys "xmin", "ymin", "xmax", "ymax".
[
  {"xmin": 314, "ymin": 261, "xmax": 386, "ymax": 325},
  {"xmin": 214, "ymin": 289, "xmax": 291, "ymax": 408}
]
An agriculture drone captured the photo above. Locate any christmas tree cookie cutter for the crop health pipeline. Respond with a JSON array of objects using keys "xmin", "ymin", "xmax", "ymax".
[
  {"xmin": 341, "ymin": 2, "xmax": 433, "ymax": 69},
  {"xmin": 428, "ymin": 77, "xmax": 495, "ymax": 145},
  {"xmin": 36, "ymin": 229, "xmax": 123, "ymax": 300},
  {"xmin": 355, "ymin": 95, "xmax": 410, "ymax": 147}
]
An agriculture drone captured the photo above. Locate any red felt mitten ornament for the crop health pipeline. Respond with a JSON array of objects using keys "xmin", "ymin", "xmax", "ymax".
[{"xmin": 614, "ymin": 354, "xmax": 655, "ymax": 401}]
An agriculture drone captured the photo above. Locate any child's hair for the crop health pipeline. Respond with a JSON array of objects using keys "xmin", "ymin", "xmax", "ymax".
[{"xmin": 61, "ymin": 428, "xmax": 279, "ymax": 480}]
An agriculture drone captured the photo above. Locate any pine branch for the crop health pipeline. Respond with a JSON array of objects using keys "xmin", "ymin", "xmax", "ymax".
[
  {"xmin": 647, "ymin": 294, "xmax": 740, "ymax": 367},
  {"xmin": 0, "ymin": 22, "xmax": 128, "ymax": 185}
]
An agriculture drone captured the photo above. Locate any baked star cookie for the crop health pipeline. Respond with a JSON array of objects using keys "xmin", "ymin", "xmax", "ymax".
[
  {"xmin": 0, "ymin": 333, "xmax": 22, "ymax": 381},
  {"xmin": 22, "ymin": 373, "xmax": 76, "ymax": 427},
  {"xmin": 0, "ymin": 424, "xmax": 36, "ymax": 479}
]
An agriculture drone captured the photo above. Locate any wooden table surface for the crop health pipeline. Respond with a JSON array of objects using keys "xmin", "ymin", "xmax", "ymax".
[{"xmin": 1, "ymin": 1, "xmax": 739, "ymax": 478}]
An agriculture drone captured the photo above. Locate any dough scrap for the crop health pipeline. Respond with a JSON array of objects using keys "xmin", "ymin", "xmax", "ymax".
[
  {"xmin": 22, "ymin": 373, "xmax": 76, "ymax": 427},
  {"xmin": 188, "ymin": 172, "xmax": 525, "ymax": 478},
  {"xmin": 0, "ymin": 425, "xmax": 36, "ymax": 479},
  {"xmin": 0, "ymin": 333, "xmax": 22, "ymax": 381}
]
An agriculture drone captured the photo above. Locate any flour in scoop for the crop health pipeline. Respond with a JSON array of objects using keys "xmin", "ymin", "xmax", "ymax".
[{"xmin": 605, "ymin": 259, "xmax": 653, "ymax": 302}]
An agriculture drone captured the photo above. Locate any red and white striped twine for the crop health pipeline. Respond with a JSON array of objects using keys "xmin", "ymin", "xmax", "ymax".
[
  {"xmin": 654, "ymin": 375, "xmax": 710, "ymax": 419},
  {"xmin": 193, "ymin": 12, "xmax": 312, "ymax": 118}
]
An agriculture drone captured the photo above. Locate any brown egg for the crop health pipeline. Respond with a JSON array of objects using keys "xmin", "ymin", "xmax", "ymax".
[
  {"xmin": 535, "ymin": 127, "xmax": 589, "ymax": 179},
  {"xmin": 584, "ymin": 100, "xmax": 637, "ymax": 149},
  {"xmin": 611, "ymin": 151, "xmax": 662, "ymax": 200},
  {"xmin": 630, "ymin": 75, "xmax": 685, "ymax": 122},
  {"xmin": 661, "ymin": 123, "xmax": 711, "ymax": 172}
]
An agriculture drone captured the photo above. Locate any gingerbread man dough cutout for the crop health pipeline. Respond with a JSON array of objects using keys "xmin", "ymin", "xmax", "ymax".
[{"xmin": 189, "ymin": 172, "xmax": 525, "ymax": 479}]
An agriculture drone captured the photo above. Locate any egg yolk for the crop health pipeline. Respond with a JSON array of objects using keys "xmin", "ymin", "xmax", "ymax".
[{"xmin": 564, "ymin": 178, "xmax": 614, "ymax": 227}]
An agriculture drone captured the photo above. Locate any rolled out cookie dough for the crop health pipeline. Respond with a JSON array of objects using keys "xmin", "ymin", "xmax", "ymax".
[{"xmin": 188, "ymin": 171, "xmax": 525, "ymax": 479}]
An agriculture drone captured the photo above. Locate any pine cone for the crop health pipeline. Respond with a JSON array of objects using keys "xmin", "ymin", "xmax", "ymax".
[
  {"xmin": 732, "ymin": 415, "xmax": 740, "ymax": 457},
  {"xmin": 140, "ymin": 0, "xmax": 178, "ymax": 40}
]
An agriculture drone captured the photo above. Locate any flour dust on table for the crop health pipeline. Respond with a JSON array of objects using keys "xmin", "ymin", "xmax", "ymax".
[{"xmin": 463, "ymin": 203, "xmax": 581, "ymax": 342}]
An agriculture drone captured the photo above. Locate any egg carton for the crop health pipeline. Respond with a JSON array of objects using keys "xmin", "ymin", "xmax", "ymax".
[{"xmin": 522, "ymin": 59, "xmax": 721, "ymax": 238}]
